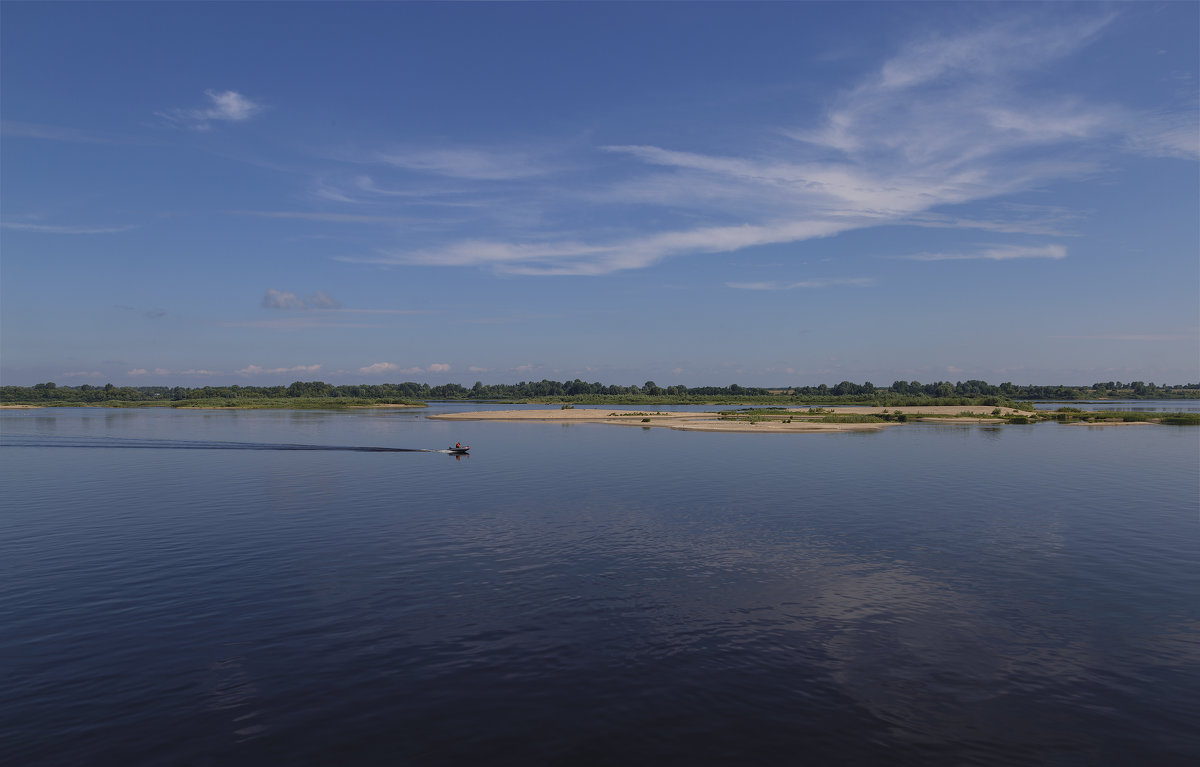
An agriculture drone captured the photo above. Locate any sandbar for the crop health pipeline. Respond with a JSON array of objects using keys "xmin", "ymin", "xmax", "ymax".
[{"xmin": 428, "ymin": 405, "xmax": 1028, "ymax": 433}]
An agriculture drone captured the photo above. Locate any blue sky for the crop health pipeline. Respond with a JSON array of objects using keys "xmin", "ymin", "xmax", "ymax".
[{"xmin": 2, "ymin": 1, "xmax": 1197, "ymax": 387}]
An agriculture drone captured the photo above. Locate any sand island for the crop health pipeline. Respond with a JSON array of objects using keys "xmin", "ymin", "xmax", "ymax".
[{"xmin": 428, "ymin": 405, "xmax": 1038, "ymax": 433}]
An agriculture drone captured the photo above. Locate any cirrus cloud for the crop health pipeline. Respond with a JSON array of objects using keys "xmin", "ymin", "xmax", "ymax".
[
  {"xmin": 262, "ymin": 289, "xmax": 343, "ymax": 310},
  {"xmin": 358, "ymin": 362, "xmax": 452, "ymax": 376},
  {"xmin": 349, "ymin": 11, "xmax": 1190, "ymax": 278},
  {"xmin": 158, "ymin": 89, "xmax": 264, "ymax": 131},
  {"xmin": 902, "ymin": 244, "xmax": 1067, "ymax": 261},
  {"xmin": 236, "ymin": 364, "xmax": 322, "ymax": 376},
  {"xmin": 726, "ymin": 278, "xmax": 875, "ymax": 291}
]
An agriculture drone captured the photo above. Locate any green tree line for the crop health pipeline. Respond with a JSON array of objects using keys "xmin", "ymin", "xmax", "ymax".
[{"xmin": 3, "ymin": 378, "xmax": 1198, "ymax": 405}]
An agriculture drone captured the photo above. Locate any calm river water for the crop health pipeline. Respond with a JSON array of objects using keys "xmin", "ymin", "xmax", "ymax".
[{"xmin": 2, "ymin": 405, "xmax": 1198, "ymax": 765}]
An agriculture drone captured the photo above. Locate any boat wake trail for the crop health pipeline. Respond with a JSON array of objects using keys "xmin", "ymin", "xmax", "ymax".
[{"xmin": 0, "ymin": 435, "xmax": 442, "ymax": 453}]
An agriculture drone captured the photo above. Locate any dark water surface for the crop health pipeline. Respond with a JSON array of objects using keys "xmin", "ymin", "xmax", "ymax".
[{"xmin": 2, "ymin": 407, "xmax": 1198, "ymax": 765}]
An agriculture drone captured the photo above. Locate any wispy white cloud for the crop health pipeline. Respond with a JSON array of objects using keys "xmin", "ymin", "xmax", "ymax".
[
  {"xmin": 358, "ymin": 14, "xmax": 1152, "ymax": 276},
  {"xmin": 223, "ymin": 318, "xmax": 381, "ymax": 330},
  {"xmin": 63, "ymin": 371, "xmax": 105, "ymax": 378},
  {"xmin": 1, "ymin": 221, "xmax": 135, "ymax": 234},
  {"xmin": 903, "ymin": 206, "xmax": 1084, "ymax": 237},
  {"xmin": 1122, "ymin": 110, "xmax": 1200, "ymax": 160},
  {"xmin": 727, "ymin": 278, "xmax": 875, "ymax": 290},
  {"xmin": 871, "ymin": 14, "xmax": 1115, "ymax": 91},
  {"xmin": 259, "ymin": 290, "xmax": 424, "ymax": 320},
  {"xmin": 236, "ymin": 364, "xmax": 322, "ymax": 376},
  {"xmin": 262, "ymin": 289, "xmax": 343, "ymax": 310},
  {"xmin": 359, "ymin": 362, "xmax": 450, "ymax": 376},
  {"xmin": 348, "ymin": 218, "xmax": 850, "ymax": 276},
  {"xmin": 302, "ymin": 175, "xmax": 487, "ymax": 210},
  {"xmin": 352, "ymin": 176, "xmax": 481, "ymax": 206},
  {"xmin": 126, "ymin": 367, "xmax": 220, "ymax": 377},
  {"xmin": 231, "ymin": 210, "xmax": 409, "ymax": 223},
  {"xmin": 159, "ymin": 89, "xmax": 264, "ymax": 130},
  {"xmin": 1, "ymin": 120, "xmax": 114, "ymax": 144},
  {"xmin": 902, "ymin": 244, "xmax": 1067, "ymax": 261},
  {"xmin": 375, "ymin": 147, "xmax": 558, "ymax": 180},
  {"xmin": 1051, "ymin": 333, "xmax": 1196, "ymax": 342}
]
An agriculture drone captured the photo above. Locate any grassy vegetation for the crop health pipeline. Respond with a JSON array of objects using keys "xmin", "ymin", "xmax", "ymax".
[
  {"xmin": 1160, "ymin": 414, "xmax": 1200, "ymax": 425},
  {"xmin": 704, "ymin": 404, "xmax": 1199, "ymax": 427},
  {"xmin": 819, "ymin": 414, "xmax": 887, "ymax": 423},
  {"xmin": 1045, "ymin": 410, "xmax": 1200, "ymax": 425}
]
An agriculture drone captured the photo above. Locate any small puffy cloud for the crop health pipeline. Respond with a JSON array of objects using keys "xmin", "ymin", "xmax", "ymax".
[
  {"xmin": 307, "ymin": 290, "xmax": 341, "ymax": 309},
  {"xmin": 127, "ymin": 367, "xmax": 185, "ymax": 377},
  {"xmin": 427, "ymin": 363, "xmax": 451, "ymax": 373},
  {"xmin": 199, "ymin": 90, "xmax": 261, "ymax": 122},
  {"xmin": 63, "ymin": 371, "xmax": 104, "ymax": 378},
  {"xmin": 159, "ymin": 89, "xmax": 264, "ymax": 130},
  {"xmin": 263, "ymin": 289, "xmax": 305, "ymax": 309}
]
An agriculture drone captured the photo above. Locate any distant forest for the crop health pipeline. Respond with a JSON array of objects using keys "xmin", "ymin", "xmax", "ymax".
[{"xmin": 3, "ymin": 378, "xmax": 1198, "ymax": 405}]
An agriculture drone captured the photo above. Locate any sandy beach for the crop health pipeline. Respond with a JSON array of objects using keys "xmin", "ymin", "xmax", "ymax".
[{"xmin": 429, "ymin": 405, "xmax": 1028, "ymax": 433}]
